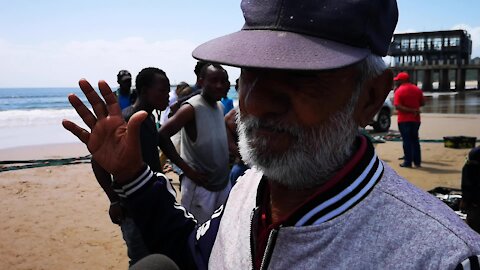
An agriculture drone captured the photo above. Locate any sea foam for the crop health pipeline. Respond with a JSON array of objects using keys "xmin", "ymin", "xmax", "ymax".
[{"xmin": 0, "ymin": 109, "xmax": 83, "ymax": 128}]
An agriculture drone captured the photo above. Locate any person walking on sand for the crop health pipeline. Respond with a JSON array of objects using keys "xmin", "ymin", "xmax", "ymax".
[
  {"xmin": 393, "ymin": 72, "xmax": 425, "ymax": 168},
  {"xmin": 91, "ymin": 67, "xmax": 171, "ymax": 266},
  {"xmin": 63, "ymin": 1, "xmax": 480, "ymax": 269}
]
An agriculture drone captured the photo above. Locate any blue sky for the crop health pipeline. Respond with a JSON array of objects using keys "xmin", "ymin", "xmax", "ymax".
[{"xmin": 0, "ymin": 0, "xmax": 478, "ymax": 87}]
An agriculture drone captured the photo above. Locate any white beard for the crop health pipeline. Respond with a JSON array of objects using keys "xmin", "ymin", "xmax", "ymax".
[{"xmin": 237, "ymin": 96, "xmax": 360, "ymax": 190}]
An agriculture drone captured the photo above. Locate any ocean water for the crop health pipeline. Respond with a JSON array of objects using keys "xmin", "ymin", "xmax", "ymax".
[
  {"xmin": 0, "ymin": 87, "xmax": 238, "ymax": 150},
  {"xmin": 3, "ymin": 86, "xmax": 475, "ymax": 150},
  {"xmin": 0, "ymin": 88, "xmax": 86, "ymax": 128}
]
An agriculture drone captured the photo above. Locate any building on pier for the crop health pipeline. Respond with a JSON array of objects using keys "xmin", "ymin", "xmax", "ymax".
[{"xmin": 388, "ymin": 30, "xmax": 480, "ymax": 91}]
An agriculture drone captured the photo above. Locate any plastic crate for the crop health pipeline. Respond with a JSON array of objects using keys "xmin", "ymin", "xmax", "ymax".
[{"xmin": 443, "ymin": 136, "xmax": 477, "ymax": 149}]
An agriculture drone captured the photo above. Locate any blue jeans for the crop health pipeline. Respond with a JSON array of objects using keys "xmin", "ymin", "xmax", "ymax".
[
  {"xmin": 398, "ymin": 122, "xmax": 421, "ymax": 166},
  {"xmin": 121, "ymin": 217, "xmax": 150, "ymax": 267}
]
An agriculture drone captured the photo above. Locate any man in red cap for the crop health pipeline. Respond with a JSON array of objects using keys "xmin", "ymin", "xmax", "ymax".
[{"xmin": 393, "ymin": 72, "xmax": 425, "ymax": 168}]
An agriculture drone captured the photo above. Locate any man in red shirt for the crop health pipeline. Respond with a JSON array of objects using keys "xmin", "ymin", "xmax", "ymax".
[{"xmin": 393, "ymin": 72, "xmax": 425, "ymax": 168}]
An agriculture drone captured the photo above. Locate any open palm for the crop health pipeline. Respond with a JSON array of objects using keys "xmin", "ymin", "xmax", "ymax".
[{"xmin": 62, "ymin": 79, "xmax": 146, "ymax": 183}]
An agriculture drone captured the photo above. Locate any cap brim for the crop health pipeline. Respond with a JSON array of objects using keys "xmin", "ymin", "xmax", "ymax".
[{"xmin": 192, "ymin": 30, "xmax": 370, "ymax": 70}]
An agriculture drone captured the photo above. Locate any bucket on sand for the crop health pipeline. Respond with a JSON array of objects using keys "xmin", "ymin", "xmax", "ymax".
[{"xmin": 443, "ymin": 136, "xmax": 477, "ymax": 149}]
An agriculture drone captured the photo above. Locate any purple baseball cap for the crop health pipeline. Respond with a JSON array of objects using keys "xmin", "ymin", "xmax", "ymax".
[{"xmin": 193, "ymin": 0, "xmax": 398, "ymax": 70}]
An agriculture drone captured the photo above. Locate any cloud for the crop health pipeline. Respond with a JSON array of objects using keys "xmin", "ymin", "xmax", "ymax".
[
  {"xmin": 0, "ymin": 37, "xmax": 240, "ymax": 87},
  {"xmin": 394, "ymin": 28, "xmax": 418, "ymax": 35}
]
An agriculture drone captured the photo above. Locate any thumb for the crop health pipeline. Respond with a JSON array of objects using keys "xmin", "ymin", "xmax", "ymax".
[{"xmin": 126, "ymin": 111, "xmax": 149, "ymax": 147}]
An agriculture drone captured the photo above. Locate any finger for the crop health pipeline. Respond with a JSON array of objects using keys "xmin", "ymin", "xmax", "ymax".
[
  {"xmin": 98, "ymin": 80, "xmax": 122, "ymax": 116},
  {"xmin": 79, "ymin": 79, "xmax": 108, "ymax": 119},
  {"xmin": 125, "ymin": 111, "xmax": 149, "ymax": 147},
  {"xmin": 68, "ymin": 94, "xmax": 97, "ymax": 129},
  {"xmin": 62, "ymin": 119, "xmax": 90, "ymax": 144}
]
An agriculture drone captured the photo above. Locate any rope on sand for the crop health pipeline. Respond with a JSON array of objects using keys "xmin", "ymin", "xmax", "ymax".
[
  {"xmin": 370, "ymin": 132, "xmax": 479, "ymax": 144},
  {"xmin": 0, "ymin": 155, "xmax": 91, "ymax": 173},
  {"xmin": 384, "ymin": 138, "xmax": 446, "ymax": 143}
]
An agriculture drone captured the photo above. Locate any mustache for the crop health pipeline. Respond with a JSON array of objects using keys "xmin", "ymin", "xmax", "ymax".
[{"xmin": 237, "ymin": 114, "xmax": 301, "ymax": 136}]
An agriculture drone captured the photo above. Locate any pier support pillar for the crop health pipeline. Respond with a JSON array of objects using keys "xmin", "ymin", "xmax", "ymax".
[
  {"xmin": 477, "ymin": 69, "xmax": 480, "ymax": 90},
  {"xmin": 440, "ymin": 69, "xmax": 450, "ymax": 92},
  {"xmin": 456, "ymin": 68, "xmax": 466, "ymax": 91},
  {"xmin": 422, "ymin": 69, "xmax": 433, "ymax": 92}
]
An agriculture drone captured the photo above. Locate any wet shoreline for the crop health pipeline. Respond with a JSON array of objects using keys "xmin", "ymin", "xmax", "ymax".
[
  {"xmin": 388, "ymin": 90, "xmax": 480, "ymax": 114},
  {"xmin": 422, "ymin": 90, "xmax": 480, "ymax": 114}
]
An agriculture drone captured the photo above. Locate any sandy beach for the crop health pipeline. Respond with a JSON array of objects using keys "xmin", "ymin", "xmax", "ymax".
[{"xmin": 0, "ymin": 113, "xmax": 478, "ymax": 269}]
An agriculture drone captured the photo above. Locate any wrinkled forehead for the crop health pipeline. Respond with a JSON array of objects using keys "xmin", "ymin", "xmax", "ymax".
[{"xmin": 239, "ymin": 64, "xmax": 360, "ymax": 81}]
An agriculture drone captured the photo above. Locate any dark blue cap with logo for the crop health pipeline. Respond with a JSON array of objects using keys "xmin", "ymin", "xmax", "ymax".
[{"xmin": 193, "ymin": 0, "xmax": 398, "ymax": 70}]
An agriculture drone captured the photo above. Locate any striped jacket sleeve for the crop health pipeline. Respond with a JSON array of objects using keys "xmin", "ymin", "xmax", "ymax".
[
  {"xmin": 456, "ymin": 255, "xmax": 480, "ymax": 270},
  {"xmin": 112, "ymin": 165, "xmax": 224, "ymax": 270}
]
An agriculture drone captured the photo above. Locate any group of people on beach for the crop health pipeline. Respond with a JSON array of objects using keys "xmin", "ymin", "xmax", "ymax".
[
  {"xmin": 63, "ymin": 0, "xmax": 480, "ymax": 269},
  {"xmin": 88, "ymin": 63, "xmax": 248, "ymax": 266}
]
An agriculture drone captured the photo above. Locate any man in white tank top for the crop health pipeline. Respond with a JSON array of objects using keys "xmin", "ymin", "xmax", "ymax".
[{"xmin": 158, "ymin": 64, "xmax": 231, "ymax": 223}]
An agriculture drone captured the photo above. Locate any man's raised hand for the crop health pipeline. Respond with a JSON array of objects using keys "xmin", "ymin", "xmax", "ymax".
[{"xmin": 62, "ymin": 79, "xmax": 146, "ymax": 184}]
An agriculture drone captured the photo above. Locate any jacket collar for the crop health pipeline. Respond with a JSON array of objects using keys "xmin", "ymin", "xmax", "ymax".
[{"xmin": 255, "ymin": 135, "xmax": 384, "ymax": 227}]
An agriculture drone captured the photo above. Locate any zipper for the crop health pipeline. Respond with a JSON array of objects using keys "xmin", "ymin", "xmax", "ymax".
[
  {"xmin": 250, "ymin": 206, "xmax": 260, "ymax": 270},
  {"xmin": 259, "ymin": 226, "xmax": 280, "ymax": 270}
]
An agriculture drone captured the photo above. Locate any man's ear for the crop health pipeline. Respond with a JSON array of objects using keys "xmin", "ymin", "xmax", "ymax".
[
  {"xmin": 353, "ymin": 69, "xmax": 393, "ymax": 127},
  {"xmin": 197, "ymin": 77, "xmax": 205, "ymax": 88}
]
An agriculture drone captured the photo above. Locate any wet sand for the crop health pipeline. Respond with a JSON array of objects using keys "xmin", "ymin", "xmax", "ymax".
[
  {"xmin": 422, "ymin": 90, "xmax": 480, "ymax": 114},
  {"xmin": 0, "ymin": 113, "xmax": 478, "ymax": 269},
  {"xmin": 0, "ymin": 144, "xmax": 180, "ymax": 270}
]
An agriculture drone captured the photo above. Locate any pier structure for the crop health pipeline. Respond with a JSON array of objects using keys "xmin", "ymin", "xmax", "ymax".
[{"xmin": 388, "ymin": 30, "xmax": 480, "ymax": 92}]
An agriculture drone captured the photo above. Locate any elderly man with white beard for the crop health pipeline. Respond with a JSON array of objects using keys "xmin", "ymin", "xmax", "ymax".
[{"xmin": 63, "ymin": 0, "xmax": 480, "ymax": 269}]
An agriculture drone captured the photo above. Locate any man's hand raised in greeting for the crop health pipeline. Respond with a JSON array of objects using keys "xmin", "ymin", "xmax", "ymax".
[{"xmin": 62, "ymin": 79, "xmax": 146, "ymax": 184}]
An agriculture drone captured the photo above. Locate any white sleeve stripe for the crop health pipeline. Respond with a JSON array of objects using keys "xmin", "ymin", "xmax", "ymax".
[
  {"xmin": 112, "ymin": 166, "xmax": 151, "ymax": 196},
  {"xmin": 113, "ymin": 167, "xmax": 176, "ymax": 199},
  {"xmin": 124, "ymin": 170, "xmax": 154, "ymax": 196},
  {"xmin": 122, "ymin": 166, "xmax": 151, "ymax": 189}
]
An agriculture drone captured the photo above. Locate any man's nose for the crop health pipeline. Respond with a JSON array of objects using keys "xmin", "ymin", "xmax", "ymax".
[
  {"xmin": 214, "ymin": 81, "xmax": 225, "ymax": 89},
  {"xmin": 240, "ymin": 75, "xmax": 288, "ymax": 119}
]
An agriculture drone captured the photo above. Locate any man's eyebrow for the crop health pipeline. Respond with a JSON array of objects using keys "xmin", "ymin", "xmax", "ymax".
[
  {"xmin": 287, "ymin": 70, "xmax": 321, "ymax": 77},
  {"xmin": 288, "ymin": 69, "xmax": 350, "ymax": 80},
  {"xmin": 241, "ymin": 68, "xmax": 348, "ymax": 79}
]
